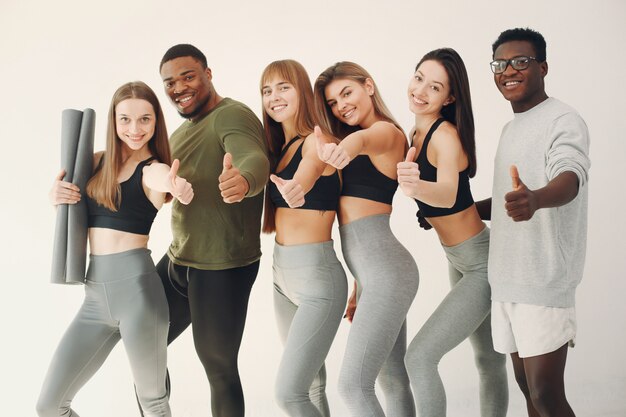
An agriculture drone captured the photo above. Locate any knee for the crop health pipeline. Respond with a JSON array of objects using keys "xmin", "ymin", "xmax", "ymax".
[
  {"xmin": 404, "ymin": 338, "xmax": 437, "ymax": 374},
  {"xmin": 528, "ymin": 382, "xmax": 567, "ymax": 415},
  {"xmin": 195, "ymin": 344, "xmax": 238, "ymax": 380},
  {"xmin": 275, "ymin": 384, "xmax": 307, "ymax": 413},
  {"xmin": 35, "ymin": 396, "xmax": 62, "ymax": 417},
  {"xmin": 474, "ymin": 348, "xmax": 507, "ymax": 376},
  {"xmin": 337, "ymin": 368, "xmax": 371, "ymax": 404},
  {"xmin": 514, "ymin": 372, "xmax": 531, "ymax": 398}
]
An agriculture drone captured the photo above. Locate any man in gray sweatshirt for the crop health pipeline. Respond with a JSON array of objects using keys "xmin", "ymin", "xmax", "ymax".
[{"xmin": 480, "ymin": 28, "xmax": 591, "ymax": 417}]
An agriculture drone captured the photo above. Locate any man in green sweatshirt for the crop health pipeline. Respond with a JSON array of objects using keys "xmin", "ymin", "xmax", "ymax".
[{"xmin": 157, "ymin": 43, "xmax": 269, "ymax": 417}]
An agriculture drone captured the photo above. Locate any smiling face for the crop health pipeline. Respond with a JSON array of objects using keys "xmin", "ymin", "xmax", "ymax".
[
  {"xmin": 160, "ymin": 56, "xmax": 214, "ymax": 120},
  {"xmin": 262, "ymin": 76, "xmax": 299, "ymax": 125},
  {"xmin": 408, "ymin": 59, "xmax": 454, "ymax": 117},
  {"xmin": 115, "ymin": 98, "xmax": 156, "ymax": 152},
  {"xmin": 324, "ymin": 78, "xmax": 376, "ymax": 128},
  {"xmin": 493, "ymin": 40, "xmax": 548, "ymax": 112}
]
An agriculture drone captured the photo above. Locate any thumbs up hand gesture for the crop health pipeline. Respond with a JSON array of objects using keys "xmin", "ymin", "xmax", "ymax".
[
  {"xmin": 397, "ymin": 147, "xmax": 423, "ymax": 199},
  {"xmin": 218, "ymin": 152, "xmax": 250, "ymax": 203},
  {"xmin": 504, "ymin": 165, "xmax": 537, "ymax": 221},
  {"xmin": 315, "ymin": 126, "xmax": 350, "ymax": 169},
  {"xmin": 167, "ymin": 159, "xmax": 194, "ymax": 205},
  {"xmin": 270, "ymin": 174, "xmax": 305, "ymax": 208}
]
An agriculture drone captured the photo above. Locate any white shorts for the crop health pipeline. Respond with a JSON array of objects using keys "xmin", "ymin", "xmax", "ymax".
[{"xmin": 491, "ymin": 301, "xmax": 576, "ymax": 358}]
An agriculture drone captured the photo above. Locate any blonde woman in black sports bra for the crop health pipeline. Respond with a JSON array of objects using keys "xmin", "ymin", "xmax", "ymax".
[
  {"xmin": 314, "ymin": 61, "xmax": 419, "ymax": 417},
  {"xmin": 37, "ymin": 82, "xmax": 193, "ymax": 417},
  {"xmin": 260, "ymin": 60, "xmax": 347, "ymax": 417}
]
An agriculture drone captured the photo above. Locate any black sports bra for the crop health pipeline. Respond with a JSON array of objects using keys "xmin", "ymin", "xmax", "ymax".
[
  {"xmin": 269, "ymin": 136, "xmax": 340, "ymax": 211},
  {"xmin": 87, "ymin": 156, "xmax": 159, "ymax": 235},
  {"xmin": 341, "ymin": 155, "xmax": 397, "ymax": 205},
  {"xmin": 413, "ymin": 118, "xmax": 474, "ymax": 217}
]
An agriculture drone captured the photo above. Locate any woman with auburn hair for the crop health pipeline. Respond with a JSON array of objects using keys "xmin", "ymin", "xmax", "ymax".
[
  {"xmin": 37, "ymin": 81, "xmax": 194, "ymax": 417},
  {"xmin": 314, "ymin": 61, "xmax": 418, "ymax": 417},
  {"xmin": 260, "ymin": 59, "xmax": 347, "ymax": 417},
  {"xmin": 397, "ymin": 48, "xmax": 508, "ymax": 416}
]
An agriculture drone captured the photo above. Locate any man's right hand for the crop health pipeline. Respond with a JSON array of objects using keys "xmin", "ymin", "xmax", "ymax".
[{"xmin": 218, "ymin": 153, "xmax": 250, "ymax": 203}]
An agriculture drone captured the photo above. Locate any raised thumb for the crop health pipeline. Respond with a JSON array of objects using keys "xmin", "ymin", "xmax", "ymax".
[
  {"xmin": 405, "ymin": 147, "xmax": 417, "ymax": 162},
  {"xmin": 510, "ymin": 165, "xmax": 522, "ymax": 190},
  {"xmin": 269, "ymin": 174, "xmax": 285, "ymax": 186},
  {"xmin": 223, "ymin": 152, "xmax": 233, "ymax": 171}
]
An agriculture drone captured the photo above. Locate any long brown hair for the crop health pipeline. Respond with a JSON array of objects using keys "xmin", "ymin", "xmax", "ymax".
[
  {"xmin": 416, "ymin": 48, "xmax": 477, "ymax": 177},
  {"xmin": 86, "ymin": 81, "xmax": 171, "ymax": 210},
  {"xmin": 313, "ymin": 61, "xmax": 402, "ymax": 138},
  {"xmin": 260, "ymin": 60, "xmax": 317, "ymax": 233}
]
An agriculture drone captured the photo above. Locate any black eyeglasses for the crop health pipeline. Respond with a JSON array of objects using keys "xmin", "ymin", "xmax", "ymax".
[{"xmin": 490, "ymin": 56, "xmax": 538, "ymax": 74}]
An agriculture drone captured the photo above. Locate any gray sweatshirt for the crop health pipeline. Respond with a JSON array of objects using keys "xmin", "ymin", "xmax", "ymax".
[{"xmin": 488, "ymin": 98, "xmax": 591, "ymax": 308}]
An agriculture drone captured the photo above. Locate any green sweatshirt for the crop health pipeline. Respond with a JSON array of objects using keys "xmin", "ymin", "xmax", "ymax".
[{"xmin": 167, "ymin": 98, "xmax": 269, "ymax": 270}]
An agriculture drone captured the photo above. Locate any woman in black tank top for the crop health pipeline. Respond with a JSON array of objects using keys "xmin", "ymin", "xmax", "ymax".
[
  {"xmin": 397, "ymin": 49, "xmax": 509, "ymax": 417},
  {"xmin": 313, "ymin": 62, "xmax": 419, "ymax": 417},
  {"xmin": 39, "ymin": 82, "xmax": 193, "ymax": 417},
  {"xmin": 259, "ymin": 60, "xmax": 347, "ymax": 417}
]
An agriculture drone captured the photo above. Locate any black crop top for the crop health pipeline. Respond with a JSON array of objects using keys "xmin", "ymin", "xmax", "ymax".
[
  {"xmin": 269, "ymin": 136, "xmax": 340, "ymax": 211},
  {"xmin": 87, "ymin": 156, "xmax": 159, "ymax": 235},
  {"xmin": 413, "ymin": 118, "xmax": 474, "ymax": 217},
  {"xmin": 341, "ymin": 155, "xmax": 397, "ymax": 205}
]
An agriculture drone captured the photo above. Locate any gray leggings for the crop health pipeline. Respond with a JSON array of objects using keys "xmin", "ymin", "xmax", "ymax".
[
  {"xmin": 273, "ymin": 240, "xmax": 348, "ymax": 417},
  {"xmin": 36, "ymin": 248, "xmax": 170, "ymax": 417},
  {"xmin": 405, "ymin": 227, "xmax": 508, "ymax": 417},
  {"xmin": 339, "ymin": 214, "xmax": 419, "ymax": 417}
]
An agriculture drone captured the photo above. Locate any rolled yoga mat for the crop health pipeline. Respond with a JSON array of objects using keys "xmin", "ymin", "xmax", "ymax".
[{"xmin": 50, "ymin": 108, "xmax": 95, "ymax": 284}]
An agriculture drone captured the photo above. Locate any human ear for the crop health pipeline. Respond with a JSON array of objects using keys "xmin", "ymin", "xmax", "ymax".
[{"xmin": 364, "ymin": 78, "xmax": 375, "ymax": 96}]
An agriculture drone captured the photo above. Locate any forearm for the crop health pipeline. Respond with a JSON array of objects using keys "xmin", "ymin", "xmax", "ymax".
[
  {"xmin": 339, "ymin": 131, "xmax": 366, "ymax": 159},
  {"xmin": 293, "ymin": 158, "xmax": 326, "ymax": 195},
  {"xmin": 410, "ymin": 180, "xmax": 457, "ymax": 208},
  {"xmin": 474, "ymin": 198, "xmax": 492, "ymax": 221},
  {"xmin": 535, "ymin": 171, "xmax": 579, "ymax": 209},
  {"xmin": 239, "ymin": 154, "xmax": 270, "ymax": 196}
]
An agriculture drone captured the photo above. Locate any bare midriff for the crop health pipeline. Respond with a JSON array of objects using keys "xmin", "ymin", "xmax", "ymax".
[
  {"xmin": 427, "ymin": 204, "xmax": 486, "ymax": 247},
  {"xmin": 274, "ymin": 208, "xmax": 336, "ymax": 246},
  {"xmin": 88, "ymin": 228, "xmax": 150, "ymax": 255}
]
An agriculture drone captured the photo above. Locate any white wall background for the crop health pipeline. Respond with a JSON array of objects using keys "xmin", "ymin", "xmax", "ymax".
[{"xmin": 1, "ymin": 0, "xmax": 624, "ymax": 416}]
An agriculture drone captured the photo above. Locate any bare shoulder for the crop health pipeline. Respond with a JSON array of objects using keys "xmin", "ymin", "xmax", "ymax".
[
  {"xmin": 300, "ymin": 133, "xmax": 325, "ymax": 162},
  {"xmin": 430, "ymin": 121, "xmax": 461, "ymax": 149},
  {"xmin": 301, "ymin": 132, "xmax": 316, "ymax": 145},
  {"xmin": 370, "ymin": 120, "xmax": 402, "ymax": 135}
]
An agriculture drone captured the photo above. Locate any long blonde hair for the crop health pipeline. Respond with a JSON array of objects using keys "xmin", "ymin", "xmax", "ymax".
[
  {"xmin": 86, "ymin": 81, "xmax": 171, "ymax": 211},
  {"xmin": 259, "ymin": 59, "xmax": 317, "ymax": 233},
  {"xmin": 313, "ymin": 61, "xmax": 402, "ymax": 138}
]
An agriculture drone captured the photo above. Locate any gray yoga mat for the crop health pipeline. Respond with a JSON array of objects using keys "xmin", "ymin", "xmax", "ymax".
[{"xmin": 50, "ymin": 108, "xmax": 95, "ymax": 284}]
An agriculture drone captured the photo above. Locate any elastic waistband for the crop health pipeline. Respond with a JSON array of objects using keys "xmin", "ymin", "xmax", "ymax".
[
  {"xmin": 442, "ymin": 226, "xmax": 489, "ymax": 250},
  {"xmin": 339, "ymin": 213, "xmax": 390, "ymax": 233},
  {"xmin": 441, "ymin": 226, "xmax": 490, "ymax": 267},
  {"xmin": 87, "ymin": 248, "xmax": 155, "ymax": 282},
  {"xmin": 273, "ymin": 240, "xmax": 339, "ymax": 268}
]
